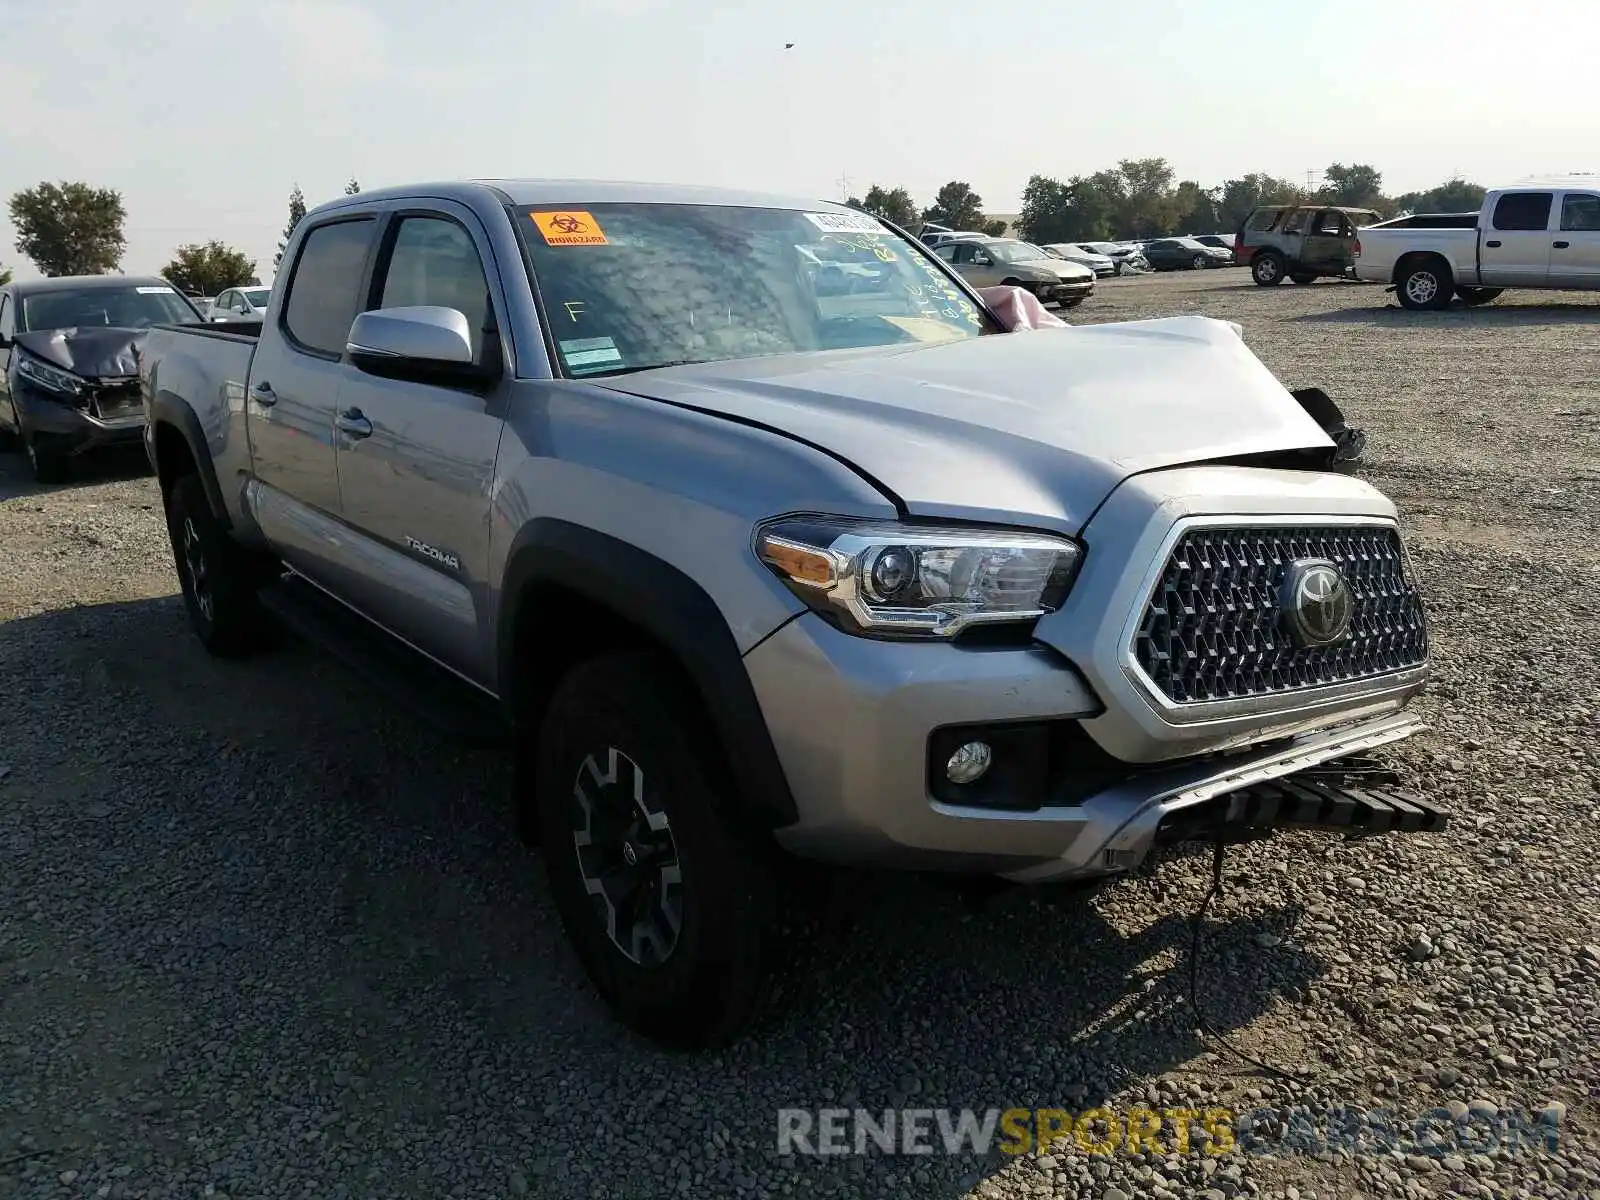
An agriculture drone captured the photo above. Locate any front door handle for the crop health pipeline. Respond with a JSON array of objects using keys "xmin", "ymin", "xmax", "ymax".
[
  {"xmin": 252, "ymin": 380, "xmax": 277, "ymax": 406},
  {"xmin": 1553, "ymin": 240, "xmax": 1570, "ymax": 249},
  {"xmin": 335, "ymin": 408, "xmax": 373, "ymax": 439},
  {"xmin": 1484, "ymin": 239, "xmax": 1502, "ymax": 248}
]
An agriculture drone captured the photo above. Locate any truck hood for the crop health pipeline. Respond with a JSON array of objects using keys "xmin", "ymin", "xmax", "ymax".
[
  {"xmin": 599, "ymin": 315, "xmax": 1336, "ymax": 533},
  {"xmin": 12, "ymin": 326, "xmax": 145, "ymax": 379}
]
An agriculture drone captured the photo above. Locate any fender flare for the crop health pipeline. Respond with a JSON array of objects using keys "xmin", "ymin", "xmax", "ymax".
[
  {"xmin": 147, "ymin": 391, "xmax": 231, "ymax": 529},
  {"xmin": 498, "ymin": 519, "xmax": 798, "ymax": 829}
]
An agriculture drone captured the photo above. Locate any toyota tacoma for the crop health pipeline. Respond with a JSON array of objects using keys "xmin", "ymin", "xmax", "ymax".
[{"xmin": 138, "ymin": 181, "xmax": 1438, "ymax": 1047}]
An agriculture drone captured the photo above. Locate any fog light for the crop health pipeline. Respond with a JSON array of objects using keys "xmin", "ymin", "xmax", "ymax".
[{"xmin": 945, "ymin": 741, "xmax": 992, "ymax": 785}]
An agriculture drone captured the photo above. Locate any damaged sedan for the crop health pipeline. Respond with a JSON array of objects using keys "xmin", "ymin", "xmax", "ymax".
[{"xmin": 0, "ymin": 275, "xmax": 205, "ymax": 482}]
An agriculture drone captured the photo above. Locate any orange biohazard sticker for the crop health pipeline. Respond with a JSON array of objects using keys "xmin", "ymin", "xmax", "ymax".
[{"xmin": 530, "ymin": 210, "xmax": 608, "ymax": 246}]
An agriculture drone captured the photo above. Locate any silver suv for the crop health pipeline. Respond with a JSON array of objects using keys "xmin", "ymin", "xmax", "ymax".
[{"xmin": 139, "ymin": 181, "xmax": 1437, "ymax": 1047}]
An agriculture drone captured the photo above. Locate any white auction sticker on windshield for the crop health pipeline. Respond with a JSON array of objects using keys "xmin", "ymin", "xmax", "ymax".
[
  {"xmin": 136, "ymin": 286, "xmax": 176, "ymax": 294},
  {"xmin": 560, "ymin": 336, "xmax": 623, "ymax": 372},
  {"xmin": 803, "ymin": 211, "xmax": 886, "ymax": 235}
]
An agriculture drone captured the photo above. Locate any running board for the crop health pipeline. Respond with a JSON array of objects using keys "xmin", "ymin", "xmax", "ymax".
[
  {"xmin": 1155, "ymin": 756, "xmax": 1451, "ymax": 844},
  {"xmin": 257, "ymin": 572, "xmax": 506, "ymax": 747}
]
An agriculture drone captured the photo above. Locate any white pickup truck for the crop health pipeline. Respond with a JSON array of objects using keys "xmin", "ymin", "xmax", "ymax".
[{"xmin": 1354, "ymin": 176, "xmax": 1600, "ymax": 309}]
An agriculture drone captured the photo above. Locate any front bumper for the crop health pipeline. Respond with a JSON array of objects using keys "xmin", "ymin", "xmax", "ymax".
[
  {"xmin": 14, "ymin": 384, "xmax": 145, "ymax": 456},
  {"xmin": 1047, "ymin": 280, "xmax": 1095, "ymax": 303}
]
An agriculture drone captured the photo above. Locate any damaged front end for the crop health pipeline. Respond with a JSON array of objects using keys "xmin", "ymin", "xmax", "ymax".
[{"xmin": 9, "ymin": 327, "xmax": 151, "ymax": 473}]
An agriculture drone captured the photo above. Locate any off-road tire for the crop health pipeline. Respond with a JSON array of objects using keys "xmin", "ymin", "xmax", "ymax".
[
  {"xmin": 1252, "ymin": 251, "xmax": 1286, "ymax": 286},
  {"xmin": 163, "ymin": 473, "xmax": 270, "ymax": 657},
  {"xmin": 534, "ymin": 651, "xmax": 775, "ymax": 1049},
  {"xmin": 1397, "ymin": 257, "xmax": 1454, "ymax": 311}
]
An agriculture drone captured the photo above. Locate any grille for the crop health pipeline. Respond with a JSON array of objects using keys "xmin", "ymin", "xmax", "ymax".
[
  {"xmin": 1131, "ymin": 524, "xmax": 1427, "ymax": 705},
  {"xmin": 88, "ymin": 379, "xmax": 141, "ymax": 421}
]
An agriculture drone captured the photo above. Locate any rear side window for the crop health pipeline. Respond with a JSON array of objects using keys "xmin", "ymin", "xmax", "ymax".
[
  {"xmin": 1492, "ymin": 192, "xmax": 1553, "ymax": 231},
  {"xmin": 1246, "ymin": 208, "xmax": 1282, "ymax": 231},
  {"xmin": 282, "ymin": 218, "xmax": 377, "ymax": 356},
  {"xmin": 1560, "ymin": 193, "xmax": 1600, "ymax": 232}
]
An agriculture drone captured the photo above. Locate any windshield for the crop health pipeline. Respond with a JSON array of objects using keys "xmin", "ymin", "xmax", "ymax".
[
  {"xmin": 518, "ymin": 203, "xmax": 989, "ymax": 377},
  {"xmin": 240, "ymin": 288, "xmax": 270, "ymax": 307},
  {"xmin": 1085, "ymin": 243, "xmax": 1118, "ymax": 254},
  {"xmin": 1173, "ymin": 238, "xmax": 1208, "ymax": 250},
  {"xmin": 984, "ymin": 240, "xmax": 1046, "ymax": 264},
  {"xmin": 21, "ymin": 284, "xmax": 201, "ymax": 332}
]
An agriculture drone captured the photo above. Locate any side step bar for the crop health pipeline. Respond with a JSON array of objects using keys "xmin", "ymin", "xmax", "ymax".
[
  {"xmin": 257, "ymin": 572, "xmax": 507, "ymax": 747},
  {"xmin": 1155, "ymin": 756, "xmax": 1451, "ymax": 845}
]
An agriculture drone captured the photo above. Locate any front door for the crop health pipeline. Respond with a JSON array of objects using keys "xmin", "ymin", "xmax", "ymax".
[
  {"xmin": 331, "ymin": 207, "xmax": 507, "ymax": 685},
  {"xmin": 1549, "ymin": 191, "xmax": 1600, "ymax": 287},
  {"xmin": 1479, "ymin": 191, "xmax": 1554, "ymax": 286},
  {"xmin": 245, "ymin": 214, "xmax": 380, "ymax": 587},
  {"xmin": 947, "ymin": 241, "xmax": 1004, "ymax": 287}
]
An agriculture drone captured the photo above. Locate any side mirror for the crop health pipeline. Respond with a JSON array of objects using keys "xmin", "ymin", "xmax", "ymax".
[{"xmin": 345, "ymin": 306, "xmax": 489, "ymax": 386}]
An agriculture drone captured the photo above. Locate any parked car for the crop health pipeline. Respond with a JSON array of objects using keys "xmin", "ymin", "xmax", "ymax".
[
  {"xmin": 1141, "ymin": 237, "xmax": 1232, "ymax": 271},
  {"xmin": 1236, "ymin": 205, "xmax": 1381, "ymax": 286},
  {"xmin": 211, "ymin": 285, "xmax": 272, "ymax": 320},
  {"xmin": 0, "ymin": 275, "xmax": 205, "ymax": 481},
  {"xmin": 1353, "ymin": 177, "xmax": 1600, "ymax": 309},
  {"xmin": 1188, "ymin": 234, "xmax": 1239, "ymax": 263},
  {"xmin": 140, "ymin": 179, "xmax": 1439, "ymax": 1047},
  {"xmin": 1041, "ymin": 243, "xmax": 1117, "ymax": 278},
  {"xmin": 1073, "ymin": 241, "xmax": 1144, "ymax": 274},
  {"xmin": 933, "ymin": 238, "xmax": 1095, "ymax": 306}
]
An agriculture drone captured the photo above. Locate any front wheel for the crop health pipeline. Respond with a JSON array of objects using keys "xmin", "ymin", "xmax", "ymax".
[
  {"xmin": 1397, "ymin": 258, "xmax": 1454, "ymax": 311},
  {"xmin": 23, "ymin": 435, "xmax": 68, "ymax": 484},
  {"xmin": 1456, "ymin": 286, "xmax": 1503, "ymax": 307},
  {"xmin": 534, "ymin": 652, "xmax": 775, "ymax": 1048},
  {"xmin": 1191, "ymin": 253, "xmax": 1209, "ymax": 270},
  {"xmin": 1252, "ymin": 252, "xmax": 1286, "ymax": 286}
]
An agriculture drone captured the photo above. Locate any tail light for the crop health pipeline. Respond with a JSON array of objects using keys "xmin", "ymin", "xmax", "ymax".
[
  {"xmin": 1353, "ymin": 238, "xmax": 1362, "ymax": 259},
  {"xmin": 1233, "ymin": 231, "xmax": 1243, "ymax": 253}
]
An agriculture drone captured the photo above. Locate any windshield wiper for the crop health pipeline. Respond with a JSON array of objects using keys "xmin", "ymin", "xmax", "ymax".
[{"xmin": 585, "ymin": 358, "xmax": 712, "ymax": 379}]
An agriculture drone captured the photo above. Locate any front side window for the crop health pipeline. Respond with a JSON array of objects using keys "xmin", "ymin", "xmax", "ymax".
[
  {"xmin": 1560, "ymin": 193, "xmax": 1600, "ymax": 232},
  {"xmin": 20, "ymin": 284, "xmax": 202, "ymax": 332},
  {"xmin": 1283, "ymin": 210, "xmax": 1311, "ymax": 235},
  {"xmin": 519, "ymin": 203, "xmax": 990, "ymax": 377},
  {"xmin": 1492, "ymin": 192, "xmax": 1553, "ymax": 232},
  {"xmin": 0, "ymin": 294, "xmax": 12, "ymax": 340},
  {"xmin": 281, "ymin": 218, "xmax": 377, "ymax": 356},
  {"xmin": 376, "ymin": 216, "xmax": 491, "ymax": 362}
]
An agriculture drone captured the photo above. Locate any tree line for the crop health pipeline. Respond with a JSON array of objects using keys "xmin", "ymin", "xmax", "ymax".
[
  {"xmin": 4, "ymin": 177, "xmax": 361, "ymax": 295},
  {"xmin": 848, "ymin": 161, "xmax": 1489, "ymax": 244}
]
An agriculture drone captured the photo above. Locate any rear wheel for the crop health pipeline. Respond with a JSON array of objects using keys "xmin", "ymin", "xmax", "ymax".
[
  {"xmin": 163, "ymin": 473, "xmax": 270, "ymax": 657},
  {"xmin": 1456, "ymin": 286, "xmax": 1503, "ymax": 307},
  {"xmin": 534, "ymin": 652, "xmax": 775, "ymax": 1048},
  {"xmin": 1397, "ymin": 257, "xmax": 1454, "ymax": 311},
  {"xmin": 1252, "ymin": 251, "xmax": 1286, "ymax": 286}
]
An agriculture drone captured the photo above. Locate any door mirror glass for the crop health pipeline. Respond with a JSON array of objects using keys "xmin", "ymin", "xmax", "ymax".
[{"xmin": 346, "ymin": 305, "xmax": 487, "ymax": 385}]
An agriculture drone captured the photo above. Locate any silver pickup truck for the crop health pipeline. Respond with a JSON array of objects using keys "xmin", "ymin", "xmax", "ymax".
[
  {"xmin": 1354, "ymin": 176, "xmax": 1600, "ymax": 309},
  {"xmin": 139, "ymin": 180, "xmax": 1439, "ymax": 1047}
]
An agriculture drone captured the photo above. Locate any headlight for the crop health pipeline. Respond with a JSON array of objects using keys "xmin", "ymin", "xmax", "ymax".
[
  {"xmin": 15, "ymin": 354, "xmax": 85, "ymax": 399},
  {"xmin": 755, "ymin": 516, "xmax": 1082, "ymax": 638}
]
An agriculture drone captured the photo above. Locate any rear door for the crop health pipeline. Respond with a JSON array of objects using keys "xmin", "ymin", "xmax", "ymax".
[
  {"xmin": 245, "ymin": 213, "xmax": 380, "ymax": 586},
  {"xmin": 1479, "ymin": 191, "xmax": 1554, "ymax": 286},
  {"xmin": 330, "ymin": 203, "xmax": 510, "ymax": 683},
  {"xmin": 1550, "ymin": 191, "xmax": 1600, "ymax": 287},
  {"xmin": 1300, "ymin": 210, "xmax": 1352, "ymax": 273}
]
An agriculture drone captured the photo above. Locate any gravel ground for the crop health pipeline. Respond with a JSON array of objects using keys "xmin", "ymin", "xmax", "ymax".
[{"xmin": 2, "ymin": 272, "xmax": 1598, "ymax": 1200}]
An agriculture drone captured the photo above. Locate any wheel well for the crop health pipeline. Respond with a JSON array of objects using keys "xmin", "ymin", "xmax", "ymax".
[
  {"xmin": 153, "ymin": 421, "xmax": 197, "ymax": 500},
  {"xmin": 1000, "ymin": 277, "xmax": 1022, "ymax": 287},
  {"xmin": 1393, "ymin": 251, "xmax": 1451, "ymax": 285}
]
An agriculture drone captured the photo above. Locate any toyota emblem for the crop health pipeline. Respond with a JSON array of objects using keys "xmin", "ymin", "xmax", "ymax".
[{"xmin": 1281, "ymin": 558, "xmax": 1353, "ymax": 648}]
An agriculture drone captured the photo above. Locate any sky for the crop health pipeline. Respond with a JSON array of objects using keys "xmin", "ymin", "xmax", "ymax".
[{"xmin": 3, "ymin": 0, "xmax": 1595, "ymax": 282}]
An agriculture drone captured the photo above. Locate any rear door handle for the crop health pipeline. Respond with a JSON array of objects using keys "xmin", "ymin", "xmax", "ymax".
[
  {"xmin": 252, "ymin": 380, "xmax": 277, "ymax": 406},
  {"xmin": 335, "ymin": 408, "xmax": 373, "ymax": 439},
  {"xmin": 1553, "ymin": 240, "xmax": 1570, "ymax": 249},
  {"xmin": 1484, "ymin": 239, "xmax": 1502, "ymax": 248}
]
